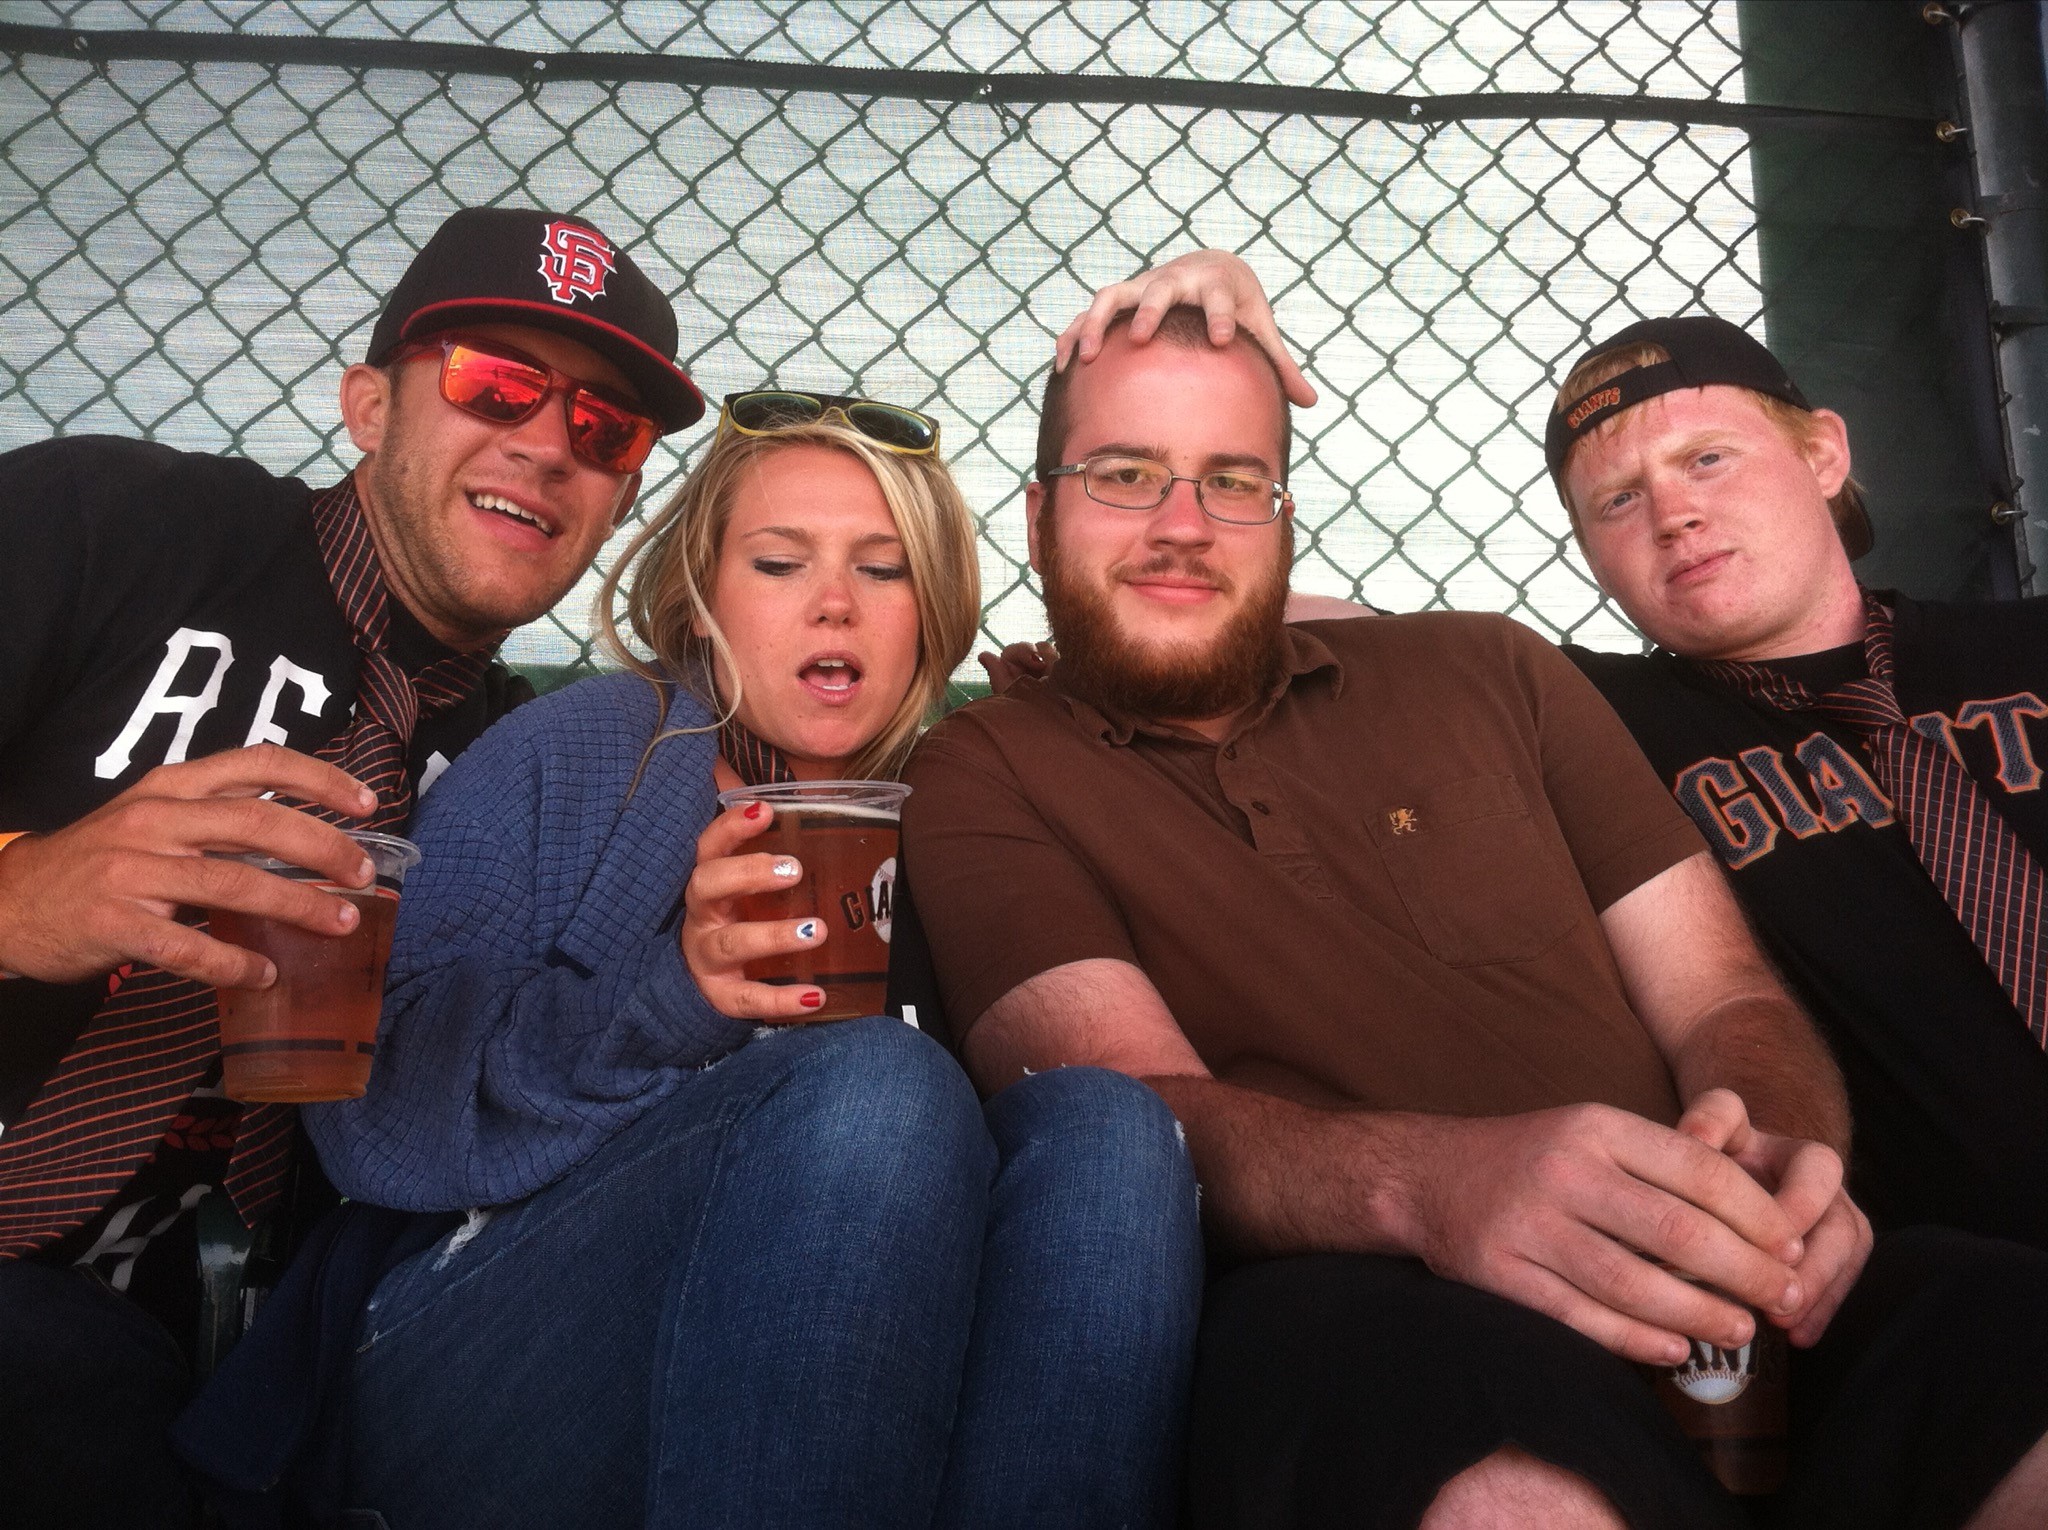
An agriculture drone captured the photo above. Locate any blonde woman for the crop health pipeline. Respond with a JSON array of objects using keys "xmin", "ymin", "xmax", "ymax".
[{"xmin": 298, "ymin": 393, "xmax": 1204, "ymax": 1530}]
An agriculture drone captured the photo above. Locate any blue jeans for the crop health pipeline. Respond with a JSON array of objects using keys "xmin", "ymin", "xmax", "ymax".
[{"xmin": 342, "ymin": 1017, "xmax": 1203, "ymax": 1529}]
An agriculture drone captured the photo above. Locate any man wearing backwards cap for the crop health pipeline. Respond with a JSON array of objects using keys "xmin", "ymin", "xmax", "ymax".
[
  {"xmin": 0, "ymin": 206, "xmax": 701, "ymax": 1527},
  {"xmin": 1552, "ymin": 318, "xmax": 2048, "ymax": 1259}
]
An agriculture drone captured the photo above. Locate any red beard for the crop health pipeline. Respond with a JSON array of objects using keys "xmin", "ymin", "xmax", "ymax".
[{"xmin": 1038, "ymin": 507, "xmax": 1291, "ymax": 724}]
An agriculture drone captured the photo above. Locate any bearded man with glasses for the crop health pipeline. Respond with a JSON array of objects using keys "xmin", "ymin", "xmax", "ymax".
[
  {"xmin": 0, "ymin": 206, "xmax": 699, "ymax": 1529},
  {"xmin": 896, "ymin": 285, "xmax": 2048, "ymax": 1528}
]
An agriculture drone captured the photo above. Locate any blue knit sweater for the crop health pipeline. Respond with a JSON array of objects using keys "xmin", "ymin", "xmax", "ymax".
[{"xmin": 304, "ymin": 674, "xmax": 758, "ymax": 1213}]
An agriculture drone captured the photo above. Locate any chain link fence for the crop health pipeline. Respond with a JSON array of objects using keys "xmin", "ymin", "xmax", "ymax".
[{"xmin": 2, "ymin": 0, "xmax": 1775, "ymax": 687}]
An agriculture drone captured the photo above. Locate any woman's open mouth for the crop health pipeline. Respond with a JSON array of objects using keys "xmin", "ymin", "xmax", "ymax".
[{"xmin": 799, "ymin": 656, "xmax": 864, "ymax": 703}]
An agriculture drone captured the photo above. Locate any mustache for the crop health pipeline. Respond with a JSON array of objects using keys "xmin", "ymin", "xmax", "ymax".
[{"xmin": 1114, "ymin": 553, "xmax": 1234, "ymax": 591}]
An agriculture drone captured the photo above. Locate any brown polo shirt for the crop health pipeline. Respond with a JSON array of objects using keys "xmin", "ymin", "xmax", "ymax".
[{"xmin": 901, "ymin": 613, "xmax": 1705, "ymax": 1123}]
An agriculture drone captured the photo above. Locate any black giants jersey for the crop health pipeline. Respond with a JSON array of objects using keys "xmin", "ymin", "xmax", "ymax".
[
  {"xmin": 0, "ymin": 435, "xmax": 527, "ymax": 1108},
  {"xmin": 1568, "ymin": 593, "xmax": 2048, "ymax": 1250}
]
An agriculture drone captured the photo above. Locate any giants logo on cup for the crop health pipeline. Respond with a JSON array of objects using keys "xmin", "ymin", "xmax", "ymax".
[
  {"xmin": 835, "ymin": 856, "xmax": 896, "ymax": 944},
  {"xmin": 1670, "ymin": 1335, "xmax": 1757, "ymax": 1404},
  {"xmin": 870, "ymin": 856, "xmax": 895, "ymax": 943},
  {"xmin": 536, "ymin": 220, "xmax": 617, "ymax": 305}
]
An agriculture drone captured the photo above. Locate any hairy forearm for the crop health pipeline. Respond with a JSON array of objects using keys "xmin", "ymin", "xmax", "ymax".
[
  {"xmin": 1141, "ymin": 1074, "xmax": 1446, "ymax": 1258},
  {"xmin": 968, "ymin": 959, "xmax": 1455, "ymax": 1258},
  {"xmin": 1603, "ymin": 854, "xmax": 1852, "ymax": 1160},
  {"xmin": 1666, "ymin": 994, "xmax": 1851, "ymax": 1158}
]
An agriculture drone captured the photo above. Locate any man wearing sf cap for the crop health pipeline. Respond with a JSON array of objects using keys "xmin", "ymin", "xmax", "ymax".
[
  {"xmin": 0, "ymin": 205, "xmax": 701, "ymax": 1527},
  {"xmin": 1552, "ymin": 318, "xmax": 2048, "ymax": 1258}
]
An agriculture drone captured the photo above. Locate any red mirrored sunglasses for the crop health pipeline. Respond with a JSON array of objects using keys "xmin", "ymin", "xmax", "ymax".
[{"xmin": 385, "ymin": 334, "xmax": 661, "ymax": 475}]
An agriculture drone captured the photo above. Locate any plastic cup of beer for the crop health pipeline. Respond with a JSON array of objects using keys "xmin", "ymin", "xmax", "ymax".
[
  {"xmin": 207, "ymin": 829, "xmax": 421, "ymax": 1103},
  {"xmin": 715, "ymin": 781, "xmax": 909, "ymax": 1020},
  {"xmin": 1642, "ymin": 1273, "xmax": 1790, "ymax": 1495}
]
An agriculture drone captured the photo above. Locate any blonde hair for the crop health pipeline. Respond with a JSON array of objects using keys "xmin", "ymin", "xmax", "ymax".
[
  {"xmin": 597, "ymin": 416, "xmax": 981, "ymax": 781},
  {"xmin": 1552, "ymin": 339, "xmax": 1867, "ymax": 546}
]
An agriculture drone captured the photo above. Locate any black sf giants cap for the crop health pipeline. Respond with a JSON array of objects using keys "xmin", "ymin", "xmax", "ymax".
[
  {"xmin": 366, "ymin": 207, "xmax": 704, "ymax": 432},
  {"xmin": 1544, "ymin": 314, "xmax": 1872, "ymax": 559}
]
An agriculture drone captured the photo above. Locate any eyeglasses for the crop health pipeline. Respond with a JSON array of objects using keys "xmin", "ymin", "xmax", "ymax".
[
  {"xmin": 386, "ymin": 335, "xmax": 661, "ymax": 475},
  {"xmin": 718, "ymin": 390, "xmax": 940, "ymax": 456},
  {"xmin": 1044, "ymin": 454, "xmax": 1292, "ymax": 525}
]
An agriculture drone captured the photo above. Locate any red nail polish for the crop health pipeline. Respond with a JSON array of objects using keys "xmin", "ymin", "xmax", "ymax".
[
  {"xmin": 800, "ymin": 991, "xmax": 825, "ymax": 1009},
  {"xmin": 744, "ymin": 802, "xmax": 766, "ymax": 820}
]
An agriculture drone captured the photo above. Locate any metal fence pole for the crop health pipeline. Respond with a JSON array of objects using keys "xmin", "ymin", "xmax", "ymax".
[{"xmin": 1945, "ymin": 0, "xmax": 2048, "ymax": 591}]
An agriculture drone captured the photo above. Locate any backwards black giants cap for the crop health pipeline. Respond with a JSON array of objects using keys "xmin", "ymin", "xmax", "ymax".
[
  {"xmin": 1545, "ymin": 314, "xmax": 1870, "ymax": 559},
  {"xmin": 1545, "ymin": 315, "xmax": 1808, "ymax": 483},
  {"xmin": 366, "ymin": 207, "xmax": 704, "ymax": 432}
]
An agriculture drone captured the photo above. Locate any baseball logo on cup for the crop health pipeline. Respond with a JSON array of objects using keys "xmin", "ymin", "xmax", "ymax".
[{"xmin": 1670, "ymin": 1336, "xmax": 1757, "ymax": 1404}]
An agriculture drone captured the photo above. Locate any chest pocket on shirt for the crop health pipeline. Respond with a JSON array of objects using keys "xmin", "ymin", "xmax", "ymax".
[{"xmin": 1368, "ymin": 773, "xmax": 1578, "ymax": 967}]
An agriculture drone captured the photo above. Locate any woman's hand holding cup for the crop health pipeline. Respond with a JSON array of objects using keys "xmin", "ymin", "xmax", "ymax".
[{"xmin": 681, "ymin": 799, "xmax": 830, "ymax": 1021}]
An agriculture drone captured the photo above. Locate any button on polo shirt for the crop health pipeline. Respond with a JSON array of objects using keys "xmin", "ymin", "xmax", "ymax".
[{"xmin": 902, "ymin": 614, "xmax": 1704, "ymax": 1123}]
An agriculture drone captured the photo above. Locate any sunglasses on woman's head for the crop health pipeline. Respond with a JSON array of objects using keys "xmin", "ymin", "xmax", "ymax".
[
  {"xmin": 719, "ymin": 390, "xmax": 940, "ymax": 455},
  {"xmin": 385, "ymin": 334, "xmax": 661, "ymax": 475}
]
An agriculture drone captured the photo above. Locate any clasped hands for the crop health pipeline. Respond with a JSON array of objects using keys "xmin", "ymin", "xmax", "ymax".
[{"xmin": 1407, "ymin": 1088, "xmax": 1871, "ymax": 1364}]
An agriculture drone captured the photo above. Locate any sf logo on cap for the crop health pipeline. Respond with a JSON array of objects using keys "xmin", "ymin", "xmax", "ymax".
[{"xmin": 537, "ymin": 220, "xmax": 617, "ymax": 305}]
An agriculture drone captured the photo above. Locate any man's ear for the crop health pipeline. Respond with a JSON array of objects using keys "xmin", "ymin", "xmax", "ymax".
[
  {"xmin": 1803, "ymin": 408, "xmax": 1853, "ymax": 498},
  {"xmin": 609, "ymin": 471, "xmax": 643, "ymax": 528},
  {"xmin": 1025, "ymin": 479, "xmax": 1047, "ymax": 575},
  {"xmin": 339, "ymin": 363, "xmax": 394, "ymax": 457}
]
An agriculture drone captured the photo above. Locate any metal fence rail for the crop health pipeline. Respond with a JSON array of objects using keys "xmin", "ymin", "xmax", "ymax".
[{"xmin": 0, "ymin": 1, "xmax": 1898, "ymax": 685}]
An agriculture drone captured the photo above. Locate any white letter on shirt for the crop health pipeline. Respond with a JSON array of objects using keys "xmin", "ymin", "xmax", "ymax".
[
  {"xmin": 93, "ymin": 627, "xmax": 235, "ymax": 779},
  {"xmin": 242, "ymin": 655, "xmax": 332, "ymax": 749}
]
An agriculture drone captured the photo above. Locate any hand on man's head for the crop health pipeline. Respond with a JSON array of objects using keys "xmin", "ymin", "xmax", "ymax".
[
  {"xmin": 1057, "ymin": 248, "xmax": 1319, "ymax": 407},
  {"xmin": 0, "ymin": 745, "xmax": 378, "ymax": 989}
]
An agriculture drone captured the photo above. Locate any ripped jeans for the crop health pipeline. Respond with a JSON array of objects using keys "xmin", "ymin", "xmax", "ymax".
[{"xmin": 340, "ymin": 1017, "xmax": 1204, "ymax": 1530}]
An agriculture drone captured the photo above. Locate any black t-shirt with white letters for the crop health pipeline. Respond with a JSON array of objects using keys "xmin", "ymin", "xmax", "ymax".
[{"xmin": 0, "ymin": 436, "xmax": 527, "ymax": 1323}]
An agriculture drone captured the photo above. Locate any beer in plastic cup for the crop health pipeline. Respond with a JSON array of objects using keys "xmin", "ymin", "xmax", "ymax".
[
  {"xmin": 1643, "ymin": 1272, "xmax": 1790, "ymax": 1495},
  {"xmin": 207, "ymin": 829, "xmax": 421, "ymax": 1103},
  {"xmin": 715, "ymin": 781, "xmax": 909, "ymax": 1020}
]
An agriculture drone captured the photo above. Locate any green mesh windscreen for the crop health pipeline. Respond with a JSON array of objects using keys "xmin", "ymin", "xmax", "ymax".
[{"xmin": 2, "ymin": 2, "xmax": 1942, "ymax": 692}]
